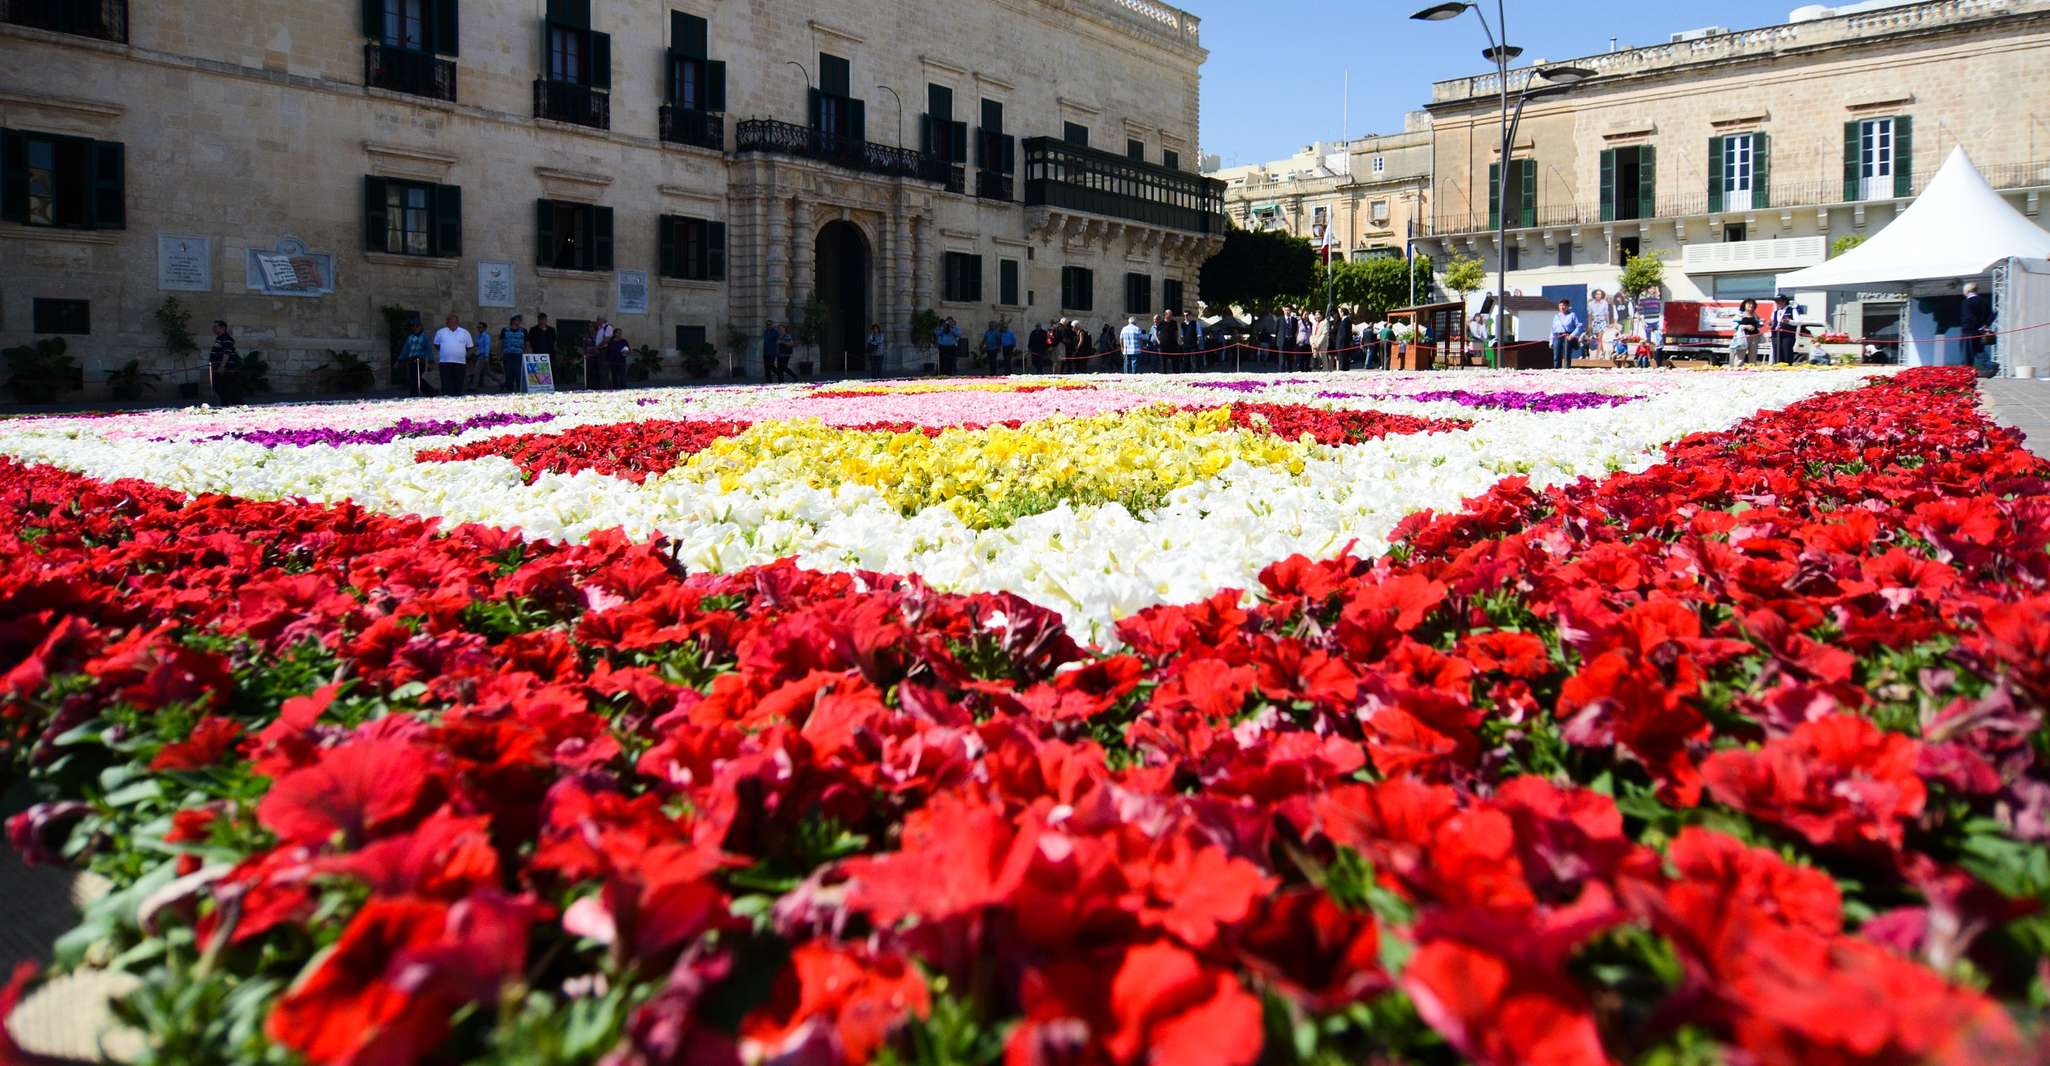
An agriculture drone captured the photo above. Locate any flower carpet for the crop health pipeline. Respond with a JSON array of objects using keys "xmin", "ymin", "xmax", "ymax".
[{"xmin": 2, "ymin": 367, "xmax": 2049, "ymax": 1065}]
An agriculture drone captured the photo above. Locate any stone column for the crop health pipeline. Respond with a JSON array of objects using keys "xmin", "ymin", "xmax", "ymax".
[
  {"xmin": 891, "ymin": 206, "xmax": 913, "ymax": 359},
  {"xmin": 791, "ymin": 198, "xmax": 814, "ymax": 313},
  {"xmin": 911, "ymin": 213, "xmax": 934, "ymax": 315},
  {"xmin": 763, "ymin": 188, "xmax": 789, "ymax": 322}
]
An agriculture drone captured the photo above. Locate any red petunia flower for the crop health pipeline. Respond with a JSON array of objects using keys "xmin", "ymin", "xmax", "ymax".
[{"xmin": 1701, "ymin": 714, "xmax": 1926, "ymax": 851}]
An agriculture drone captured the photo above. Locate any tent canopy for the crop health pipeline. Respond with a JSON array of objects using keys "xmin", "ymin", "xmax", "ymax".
[{"xmin": 1776, "ymin": 148, "xmax": 2050, "ymax": 292}]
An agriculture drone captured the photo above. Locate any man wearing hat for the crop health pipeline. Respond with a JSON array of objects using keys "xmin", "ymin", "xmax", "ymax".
[{"xmin": 1769, "ymin": 294, "xmax": 1799, "ymax": 365}]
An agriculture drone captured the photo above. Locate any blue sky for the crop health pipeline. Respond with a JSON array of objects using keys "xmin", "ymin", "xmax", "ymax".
[{"xmin": 1197, "ymin": 0, "xmax": 1812, "ymax": 166}]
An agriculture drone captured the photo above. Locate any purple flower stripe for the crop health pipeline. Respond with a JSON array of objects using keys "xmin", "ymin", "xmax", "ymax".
[
  {"xmin": 215, "ymin": 411, "xmax": 557, "ymax": 448},
  {"xmin": 1314, "ymin": 389, "xmax": 1641, "ymax": 413}
]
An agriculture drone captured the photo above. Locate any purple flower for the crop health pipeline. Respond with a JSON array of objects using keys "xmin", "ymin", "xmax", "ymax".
[
  {"xmin": 213, "ymin": 411, "xmax": 556, "ymax": 448},
  {"xmin": 1372, "ymin": 389, "xmax": 1642, "ymax": 413}
]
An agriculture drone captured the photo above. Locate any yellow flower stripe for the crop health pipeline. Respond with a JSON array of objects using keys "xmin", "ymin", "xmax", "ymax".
[
  {"xmin": 810, "ymin": 379, "xmax": 1097, "ymax": 396},
  {"xmin": 671, "ymin": 406, "xmax": 1323, "ymax": 528}
]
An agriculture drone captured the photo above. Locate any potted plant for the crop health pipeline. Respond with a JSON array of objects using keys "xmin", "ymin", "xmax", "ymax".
[
  {"xmin": 630, "ymin": 344, "xmax": 663, "ymax": 383},
  {"xmin": 726, "ymin": 325, "xmax": 753, "ymax": 379},
  {"xmin": 107, "ymin": 358, "xmax": 160, "ymax": 402},
  {"xmin": 239, "ymin": 351, "xmax": 272, "ymax": 396},
  {"xmin": 795, "ymin": 296, "xmax": 829, "ymax": 379},
  {"xmin": 317, "ymin": 349, "xmax": 377, "ymax": 393},
  {"xmin": 683, "ymin": 340, "xmax": 719, "ymax": 378},
  {"xmin": 910, "ymin": 308, "xmax": 943, "ymax": 376},
  {"xmin": 4, "ymin": 338, "xmax": 83, "ymax": 404}
]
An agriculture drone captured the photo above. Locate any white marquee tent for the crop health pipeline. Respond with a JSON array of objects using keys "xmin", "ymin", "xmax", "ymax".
[{"xmin": 1776, "ymin": 147, "xmax": 2050, "ymax": 372}]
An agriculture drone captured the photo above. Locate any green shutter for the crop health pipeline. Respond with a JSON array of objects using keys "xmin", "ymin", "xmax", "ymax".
[
  {"xmin": 1520, "ymin": 158, "xmax": 1536, "ymax": 228},
  {"xmin": 808, "ymin": 88, "xmax": 823, "ymax": 130},
  {"xmin": 1599, "ymin": 148, "xmax": 1616, "ymax": 222},
  {"xmin": 676, "ymin": 13, "xmax": 707, "ymax": 58},
  {"xmin": 88, "ymin": 140, "xmax": 124, "ymax": 229},
  {"xmin": 589, "ymin": 32, "xmax": 610, "ymax": 91},
  {"xmin": 658, "ymin": 215, "xmax": 677, "ymax": 277},
  {"xmin": 919, "ymin": 114, "xmax": 933, "ymax": 154},
  {"xmin": 1637, "ymin": 146, "xmax": 1655, "ymax": 221},
  {"xmin": 1843, "ymin": 121, "xmax": 1860, "ymax": 202},
  {"xmin": 432, "ymin": 0, "xmax": 458, "ymax": 55},
  {"xmin": 536, "ymin": 198, "xmax": 555, "ymax": 266},
  {"xmin": 708, "ymin": 221, "xmax": 726, "ymax": 281},
  {"xmin": 593, "ymin": 205, "xmax": 613, "ymax": 271},
  {"xmin": 1706, "ymin": 137, "xmax": 1724, "ymax": 215},
  {"xmin": 951, "ymin": 121, "xmax": 968, "ymax": 165},
  {"xmin": 849, "ymin": 98, "xmax": 866, "ymax": 143},
  {"xmin": 546, "ymin": 0, "xmax": 588, "ymax": 27},
  {"xmin": 0, "ymin": 130, "xmax": 22, "ymax": 225},
  {"xmin": 1487, "ymin": 161, "xmax": 1501, "ymax": 230},
  {"xmin": 1752, "ymin": 132, "xmax": 1770, "ymax": 210},
  {"xmin": 363, "ymin": 0, "xmax": 383, "ymax": 38},
  {"xmin": 1893, "ymin": 115, "xmax": 1912, "ymax": 198},
  {"xmin": 705, "ymin": 60, "xmax": 725, "ymax": 113},
  {"xmin": 364, "ymin": 175, "xmax": 390, "ymax": 252},
  {"xmin": 433, "ymin": 183, "xmax": 461, "ymax": 257}
]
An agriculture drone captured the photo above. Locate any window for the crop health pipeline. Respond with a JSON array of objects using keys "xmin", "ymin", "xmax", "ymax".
[
  {"xmin": 1600, "ymin": 145, "xmax": 1655, "ymax": 222},
  {"xmin": 942, "ymin": 251, "xmax": 983, "ymax": 303},
  {"xmin": 1162, "ymin": 149, "xmax": 1180, "ymax": 171},
  {"xmin": 1708, "ymin": 132, "xmax": 1770, "ymax": 213},
  {"xmin": 1556, "ymin": 243, "xmax": 1573, "ymax": 268},
  {"xmin": 668, "ymin": 12, "xmax": 726, "ymax": 114},
  {"xmin": 1371, "ymin": 155, "xmax": 1386, "ymax": 175},
  {"xmin": 1500, "ymin": 246, "xmax": 1520, "ymax": 272},
  {"xmin": 810, "ymin": 53, "xmax": 865, "ymax": 143},
  {"xmin": 658, "ymin": 215, "xmax": 726, "ymax": 280},
  {"xmin": 1488, "ymin": 157, "xmax": 1535, "ymax": 229},
  {"xmin": 1617, "ymin": 236, "xmax": 1640, "ymax": 266},
  {"xmin": 1370, "ymin": 199, "xmax": 1389, "ymax": 225},
  {"xmin": 4, "ymin": 0, "xmax": 126, "ymax": 41},
  {"xmin": 535, "ymin": 198, "xmax": 614, "ymax": 272},
  {"xmin": 1724, "ymin": 222, "xmax": 1747, "ymax": 243},
  {"xmin": 976, "ymin": 99, "xmax": 1015, "ymax": 198},
  {"xmin": 365, "ymin": 0, "xmax": 458, "ymax": 99},
  {"xmin": 1712, "ymin": 273, "xmax": 1777, "ymax": 301},
  {"xmin": 31, "ymin": 299, "xmax": 90, "ymax": 335},
  {"xmin": 1162, "ymin": 278, "xmax": 1185, "ymax": 315},
  {"xmin": 1063, "ymin": 122, "xmax": 1089, "ymax": 148},
  {"xmin": 1724, "ymin": 134, "xmax": 1753, "ymax": 200},
  {"xmin": 1127, "ymin": 139, "xmax": 1145, "ymax": 161},
  {"xmin": 675, "ymin": 324, "xmax": 708, "ymax": 350},
  {"xmin": 1124, "ymin": 272, "xmax": 1151, "ymax": 315},
  {"xmin": 538, "ymin": 0, "xmax": 609, "ymax": 127},
  {"xmin": 1849, "ymin": 116, "xmax": 1912, "ymax": 201},
  {"xmin": 1, "ymin": 130, "xmax": 124, "ymax": 230},
  {"xmin": 363, "ymin": 176, "xmax": 461, "ymax": 258},
  {"xmin": 924, "ymin": 85, "xmax": 967, "ymax": 188},
  {"xmin": 999, "ymin": 258, "xmax": 1019, "ymax": 306},
  {"xmin": 1061, "ymin": 266, "xmax": 1094, "ymax": 312},
  {"xmin": 382, "ymin": 0, "xmax": 426, "ymax": 50},
  {"xmin": 1312, "ymin": 205, "xmax": 1329, "ymax": 229}
]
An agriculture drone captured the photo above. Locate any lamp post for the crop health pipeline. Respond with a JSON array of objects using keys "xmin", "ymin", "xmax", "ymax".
[
  {"xmin": 1412, "ymin": 2, "xmax": 1590, "ymax": 367},
  {"xmin": 875, "ymin": 84, "xmax": 904, "ymax": 149}
]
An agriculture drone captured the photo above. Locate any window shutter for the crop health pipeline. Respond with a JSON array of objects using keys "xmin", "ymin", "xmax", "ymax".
[
  {"xmin": 1843, "ymin": 121, "xmax": 1860, "ymax": 202},
  {"xmin": 808, "ymin": 88, "xmax": 823, "ymax": 130},
  {"xmin": 536, "ymin": 198, "xmax": 555, "ymax": 266},
  {"xmin": 432, "ymin": 0, "xmax": 458, "ymax": 55},
  {"xmin": 677, "ymin": 13, "xmax": 707, "ymax": 58},
  {"xmin": 363, "ymin": 0, "xmax": 383, "ymax": 38},
  {"xmin": 1893, "ymin": 115, "xmax": 1912, "ymax": 198},
  {"xmin": 593, "ymin": 205, "xmax": 614, "ymax": 271},
  {"xmin": 89, "ymin": 140, "xmax": 124, "ymax": 230},
  {"xmin": 666, "ymin": 51, "xmax": 680, "ymax": 105},
  {"xmin": 849, "ymin": 98, "xmax": 866, "ymax": 144},
  {"xmin": 1002, "ymin": 135, "xmax": 1015, "ymax": 175},
  {"xmin": 1599, "ymin": 148, "xmax": 1615, "ymax": 222},
  {"xmin": 950, "ymin": 121, "xmax": 968, "ymax": 165},
  {"xmin": 1487, "ymin": 161, "xmax": 1500, "ymax": 230},
  {"xmin": 1706, "ymin": 137, "xmax": 1724, "ymax": 215},
  {"xmin": 705, "ymin": 61, "xmax": 726, "ymax": 113},
  {"xmin": 919, "ymin": 114, "xmax": 933, "ymax": 154},
  {"xmin": 589, "ymin": 32, "xmax": 611, "ymax": 91},
  {"xmin": 1752, "ymin": 132, "xmax": 1770, "ymax": 210},
  {"xmin": 0, "ymin": 129, "xmax": 24, "ymax": 224},
  {"xmin": 970, "ymin": 255, "xmax": 983, "ymax": 302},
  {"xmin": 364, "ymin": 175, "xmax": 390, "ymax": 252},
  {"xmin": 546, "ymin": 0, "xmax": 588, "ymax": 28},
  {"xmin": 1520, "ymin": 158, "xmax": 1536, "ymax": 228},
  {"xmin": 658, "ymin": 215, "xmax": 678, "ymax": 277},
  {"xmin": 434, "ymin": 183, "xmax": 462, "ymax": 257},
  {"xmin": 708, "ymin": 221, "xmax": 726, "ymax": 280},
  {"xmin": 1636, "ymin": 146, "xmax": 1654, "ymax": 221}
]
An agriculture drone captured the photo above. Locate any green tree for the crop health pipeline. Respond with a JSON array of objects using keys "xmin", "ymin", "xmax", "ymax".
[
  {"xmin": 1321, "ymin": 256, "xmax": 1435, "ymax": 319},
  {"xmin": 1442, "ymin": 255, "xmax": 1486, "ymax": 307},
  {"xmin": 1199, "ymin": 227, "xmax": 1316, "ymax": 314},
  {"xmin": 1830, "ymin": 233, "xmax": 1867, "ymax": 258},
  {"xmin": 1619, "ymin": 253, "xmax": 1666, "ymax": 300}
]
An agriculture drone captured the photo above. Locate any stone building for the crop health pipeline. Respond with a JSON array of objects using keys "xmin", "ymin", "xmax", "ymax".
[
  {"xmin": 1412, "ymin": 0, "xmax": 2050, "ymax": 343},
  {"xmin": 0, "ymin": 0, "xmax": 1223, "ymax": 396},
  {"xmin": 1212, "ymin": 121, "xmax": 1433, "ymax": 263}
]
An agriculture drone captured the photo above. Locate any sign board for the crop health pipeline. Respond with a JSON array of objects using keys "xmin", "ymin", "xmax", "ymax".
[
  {"xmin": 522, "ymin": 353, "xmax": 556, "ymax": 393},
  {"xmin": 477, "ymin": 261, "xmax": 515, "ymax": 308},
  {"xmin": 157, "ymin": 234, "xmax": 212, "ymax": 292},
  {"xmin": 244, "ymin": 237, "xmax": 334, "ymax": 298},
  {"xmin": 616, "ymin": 270, "xmax": 649, "ymax": 315}
]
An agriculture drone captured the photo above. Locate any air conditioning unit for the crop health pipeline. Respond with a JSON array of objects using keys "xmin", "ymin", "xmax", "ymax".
[{"xmin": 1669, "ymin": 26, "xmax": 1729, "ymax": 42}]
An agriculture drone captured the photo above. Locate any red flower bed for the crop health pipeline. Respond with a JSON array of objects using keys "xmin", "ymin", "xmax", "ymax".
[
  {"xmin": 1211, "ymin": 401, "xmax": 1473, "ymax": 445},
  {"xmin": 3, "ymin": 368, "xmax": 2048, "ymax": 1065},
  {"xmin": 417, "ymin": 417, "xmax": 754, "ymax": 483}
]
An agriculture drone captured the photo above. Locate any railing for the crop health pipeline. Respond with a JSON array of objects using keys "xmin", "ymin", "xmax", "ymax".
[
  {"xmin": 733, "ymin": 118, "xmax": 951, "ymax": 183},
  {"xmin": 1428, "ymin": 159, "xmax": 2050, "ymax": 235},
  {"xmin": 1022, "ymin": 136, "xmax": 1228, "ymax": 234},
  {"xmin": 1, "ymin": 0, "xmax": 125, "ymax": 41},
  {"xmin": 943, "ymin": 165, "xmax": 966, "ymax": 195},
  {"xmin": 364, "ymin": 43, "xmax": 456, "ymax": 102},
  {"xmin": 1094, "ymin": 0, "xmax": 1201, "ymax": 44},
  {"xmin": 976, "ymin": 170, "xmax": 1014, "ymax": 202},
  {"xmin": 659, "ymin": 105, "xmax": 724, "ymax": 151},
  {"xmin": 534, "ymin": 79, "xmax": 610, "ymax": 130}
]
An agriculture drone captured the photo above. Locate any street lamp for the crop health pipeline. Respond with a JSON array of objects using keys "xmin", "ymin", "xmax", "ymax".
[{"xmin": 1412, "ymin": 0, "xmax": 1595, "ymax": 367}]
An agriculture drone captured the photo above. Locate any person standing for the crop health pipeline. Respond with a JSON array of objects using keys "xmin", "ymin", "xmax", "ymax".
[
  {"xmin": 208, "ymin": 319, "xmax": 242, "ymax": 406},
  {"xmin": 1587, "ymin": 289, "xmax": 1613, "ymax": 362},
  {"xmin": 1118, "ymin": 316, "xmax": 1145, "ymax": 375},
  {"xmin": 396, "ymin": 319, "xmax": 429, "ymax": 396},
  {"xmin": 863, "ymin": 323, "xmax": 886, "ymax": 375},
  {"xmin": 1002, "ymin": 323, "xmax": 1019, "ymax": 375},
  {"xmin": 1549, "ymin": 299, "xmax": 1582, "ymax": 370},
  {"xmin": 433, "ymin": 314, "xmax": 472, "ymax": 397},
  {"xmin": 605, "ymin": 330, "xmax": 630, "ymax": 389},
  {"xmin": 1731, "ymin": 298, "xmax": 1762, "ymax": 368},
  {"xmin": 1026, "ymin": 322, "xmax": 1051, "ymax": 373},
  {"xmin": 528, "ymin": 313, "xmax": 556, "ymax": 382},
  {"xmin": 758, "ymin": 321, "xmax": 781, "ymax": 382},
  {"xmin": 1961, "ymin": 281, "xmax": 1996, "ymax": 374},
  {"xmin": 1770, "ymin": 293, "xmax": 1799, "ymax": 365},
  {"xmin": 498, "ymin": 315, "xmax": 527, "ymax": 393},
  {"xmin": 1332, "ymin": 308, "xmax": 1353, "ymax": 372},
  {"xmin": 981, "ymin": 321, "xmax": 1002, "ymax": 373},
  {"xmin": 470, "ymin": 321, "xmax": 493, "ymax": 390},
  {"xmin": 776, "ymin": 323, "xmax": 797, "ymax": 380},
  {"xmin": 935, "ymin": 317, "xmax": 962, "ymax": 374}
]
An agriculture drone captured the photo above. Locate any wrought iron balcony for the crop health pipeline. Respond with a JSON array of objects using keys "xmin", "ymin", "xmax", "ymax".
[
  {"xmin": 534, "ymin": 79, "xmax": 610, "ymax": 130},
  {"xmin": 659, "ymin": 105, "xmax": 725, "ymax": 152},
  {"xmin": 1021, "ymin": 137, "xmax": 1227, "ymax": 234},
  {"xmin": 734, "ymin": 119, "xmax": 951, "ymax": 184},
  {"xmin": 1, "ymin": 0, "xmax": 125, "ymax": 41},
  {"xmin": 364, "ymin": 43, "xmax": 456, "ymax": 102},
  {"xmin": 976, "ymin": 170, "xmax": 1014, "ymax": 202}
]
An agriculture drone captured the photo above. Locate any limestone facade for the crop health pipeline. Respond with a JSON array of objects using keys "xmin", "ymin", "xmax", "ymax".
[
  {"xmin": 0, "ymin": 0, "xmax": 1220, "ymax": 396},
  {"xmin": 1214, "ymin": 123, "xmax": 1433, "ymax": 262},
  {"xmin": 1413, "ymin": 0, "xmax": 2050, "ymax": 315}
]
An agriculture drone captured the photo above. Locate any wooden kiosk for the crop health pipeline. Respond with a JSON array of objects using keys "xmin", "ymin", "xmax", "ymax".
[{"xmin": 1385, "ymin": 301, "xmax": 1465, "ymax": 371}]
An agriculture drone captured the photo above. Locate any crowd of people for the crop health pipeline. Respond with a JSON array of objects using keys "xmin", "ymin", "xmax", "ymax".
[{"xmin": 387, "ymin": 312, "xmax": 645, "ymax": 397}]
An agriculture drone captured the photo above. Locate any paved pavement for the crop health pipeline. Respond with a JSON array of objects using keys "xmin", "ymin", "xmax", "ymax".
[{"xmin": 1981, "ymin": 377, "xmax": 2050, "ymax": 459}]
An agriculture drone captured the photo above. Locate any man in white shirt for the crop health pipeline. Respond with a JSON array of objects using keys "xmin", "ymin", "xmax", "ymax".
[
  {"xmin": 432, "ymin": 314, "xmax": 473, "ymax": 397},
  {"xmin": 1119, "ymin": 316, "xmax": 1145, "ymax": 374}
]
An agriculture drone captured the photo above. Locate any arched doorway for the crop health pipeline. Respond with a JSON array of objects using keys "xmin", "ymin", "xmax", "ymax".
[{"xmin": 814, "ymin": 221, "xmax": 871, "ymax": 375}]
